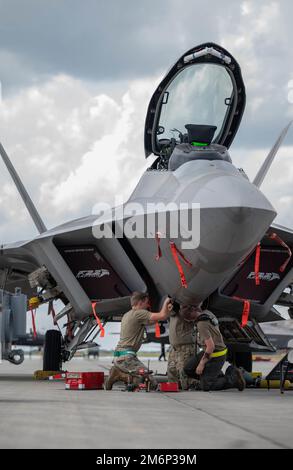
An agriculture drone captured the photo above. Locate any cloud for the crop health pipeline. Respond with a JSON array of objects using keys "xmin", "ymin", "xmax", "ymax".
[
  {"xmin": 218, "ymin": 1, "xmax": 293, "ymax": 148},
  {"xmin": 1, "ymin": 1, "xmax": 293, "ymax": 151},
  {"xmin": 232, "ymin": 145, "xmax": 293, "ymax": 228},
  {"xmin": 0, "ymin": 1, "xmax": 255, "ymax": 93},
  {"xmin": 50, "ymin": 79, "xmax": 156, "ymax": 212},
  {"xmin": 0, "ymin": 1, "xmax": 293, "ymax": 238},
  {"xmin": 0, "ymin": 73, "xmax": 159, "ymax": 242}
]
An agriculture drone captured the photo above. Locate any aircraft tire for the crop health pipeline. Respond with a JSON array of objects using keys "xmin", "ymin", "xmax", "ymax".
[{"xmin": 43, "ymin": 330, "xmax": 62, "ymax": 371}]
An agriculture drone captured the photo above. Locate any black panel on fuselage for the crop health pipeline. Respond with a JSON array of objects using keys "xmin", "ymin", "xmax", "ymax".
[
  {"xmin": 58, "ymin": 245, "xmax": 131, "ymax": 301},
  {"xmin": 222, "ymin": 246, "xmax": 292, "ymax": 304}
]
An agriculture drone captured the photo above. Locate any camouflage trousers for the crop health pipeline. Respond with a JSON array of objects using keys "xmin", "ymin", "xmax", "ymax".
[
  {"xmin": 167, "ymin": 344, "xmax": 196, "ymax": 390},
  {"xmin": 114, "ymin": 354, "xmax": 157, "ymax": 387}
]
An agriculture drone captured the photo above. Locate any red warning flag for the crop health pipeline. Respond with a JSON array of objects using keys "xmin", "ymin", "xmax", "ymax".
[
  {"xmin": 233, "ymin": 296, "xmax": 251, "ymax": 328},
  {"xmin": 254, "ymin": 242, "xmax": 261, "ymax": 286},
  {"xmin": 169, "ymin": 242, "xmax": 192, "ymax": 289},
  {"xmin": 267, "ymin": 232, "xmax": 292, "ymax": 272},
  {"xmin": 91, "ymin": 302, "xmax": 105, "ymax": 337},
  {"xmin": 155, "ymin": 322, "xmax": 161, "ymax": 338}
]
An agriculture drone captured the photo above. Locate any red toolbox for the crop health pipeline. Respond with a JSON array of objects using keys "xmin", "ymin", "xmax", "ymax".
[
  {"xmin": 65, "ymin": 372, "xmax": 104, "ymax": 390},
  {"xmin": 158, "ymin": 382, "xmax": 179, "ymax": 392}
]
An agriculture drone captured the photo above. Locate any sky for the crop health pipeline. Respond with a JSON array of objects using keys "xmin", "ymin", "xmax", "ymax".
[{"xmin": 1, "ymin": 0, "xmax": 293, "ymax": 346}]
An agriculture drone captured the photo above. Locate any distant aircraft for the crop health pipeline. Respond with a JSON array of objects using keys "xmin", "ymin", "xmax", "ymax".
[{"xmin": 1, "ymin": 42, "xmax": 293, "ymax": 372}]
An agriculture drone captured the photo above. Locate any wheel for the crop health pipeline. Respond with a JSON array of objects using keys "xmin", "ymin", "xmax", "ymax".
[
  {"xmin": 8, "ymin": 349, "xmax": 24, "ymax": 365},
  {"xmin": 235, "ymin": 351, "xmax": 253, "ymax": 372},
  {"xmin": 43, "ymin": 330, "xmax": 62, "ymax": 371}
]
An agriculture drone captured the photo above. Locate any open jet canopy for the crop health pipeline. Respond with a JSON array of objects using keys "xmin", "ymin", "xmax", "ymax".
[{"xmin": 144, "ymin": 42, "xmax": 246, "ymax": 157}]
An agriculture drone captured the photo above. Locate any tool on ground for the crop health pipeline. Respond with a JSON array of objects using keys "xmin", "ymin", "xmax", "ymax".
[
  {"xmin": 65, "ymin": 371, "xmax": 104, "ymax": 390},
  {"xmin": 158, "ymin": 382, "xmax": 179, "ymax": 392},
  {"xmin": 48, "ymin": 373, "xmax": 67, "ymax": 380},
  {"xmin": 126, "ymin": 366, "xmax": 153, "ymax": 392}
]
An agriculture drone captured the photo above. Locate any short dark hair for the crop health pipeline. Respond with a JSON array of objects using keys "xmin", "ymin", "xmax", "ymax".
[{"xmin": 130, "ymin": 291, "xmax": 149, "ymax": 307}]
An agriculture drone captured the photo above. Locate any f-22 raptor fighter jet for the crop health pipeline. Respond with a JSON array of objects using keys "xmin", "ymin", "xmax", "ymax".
[{"xmin": 1, "ymin": 42, "xmax": 293, "ymax": 371}]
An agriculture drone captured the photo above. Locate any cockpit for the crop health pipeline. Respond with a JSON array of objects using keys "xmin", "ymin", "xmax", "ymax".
[
  {"xmin": 144, "ymin": 43, "xmax": 246, "ymax": 171},
  {"xmin": 152, "ymin": 123, "xmax": 232, "ymax": 171}
]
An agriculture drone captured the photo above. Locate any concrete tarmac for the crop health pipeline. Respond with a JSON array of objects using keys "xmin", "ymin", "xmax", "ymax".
[{"xmin": 0, "ymin": 356, "xmax": 292, "ymax": 449}]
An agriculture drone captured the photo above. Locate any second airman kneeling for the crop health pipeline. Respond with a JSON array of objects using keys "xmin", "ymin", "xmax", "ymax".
[{"xmin": 167, "ymin": 305, "xmax": 197, "ymax": 390}]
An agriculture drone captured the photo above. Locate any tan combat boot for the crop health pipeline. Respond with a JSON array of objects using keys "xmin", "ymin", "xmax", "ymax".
[{"xmin": 105, "ymin": 366, "xmax": 130, "ymax": 390}]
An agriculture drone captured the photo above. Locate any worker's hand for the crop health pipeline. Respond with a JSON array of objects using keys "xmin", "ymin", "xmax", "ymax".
[
  {"xmin": 196, "ymin": 363, "xmax": 205, "ymax": 376},
  {"xmin": 163, "ymin": 296, "xmax": 173, "ymax": 311}
]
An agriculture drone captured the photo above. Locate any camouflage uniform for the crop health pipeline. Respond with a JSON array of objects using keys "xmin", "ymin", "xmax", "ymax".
[
  {"xmin": 167, "ymin": 343, "xmax": 196, "ymax": 389},
  {"xmin": 113, "ymin": 354, "xmax": 146, "ymax": 374},
  {"xmin": 167, "ymin": 312, "xmax": 196, "ymax": 390},
  {"xmin": 114, "ymin": 354, "xmax": 151, "ymax": 379}
]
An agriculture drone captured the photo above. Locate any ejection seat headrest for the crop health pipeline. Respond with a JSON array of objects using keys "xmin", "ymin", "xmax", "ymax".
[{"xmin": 185, "ymin": 124, "xmax": 217, "ymax": 145}]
